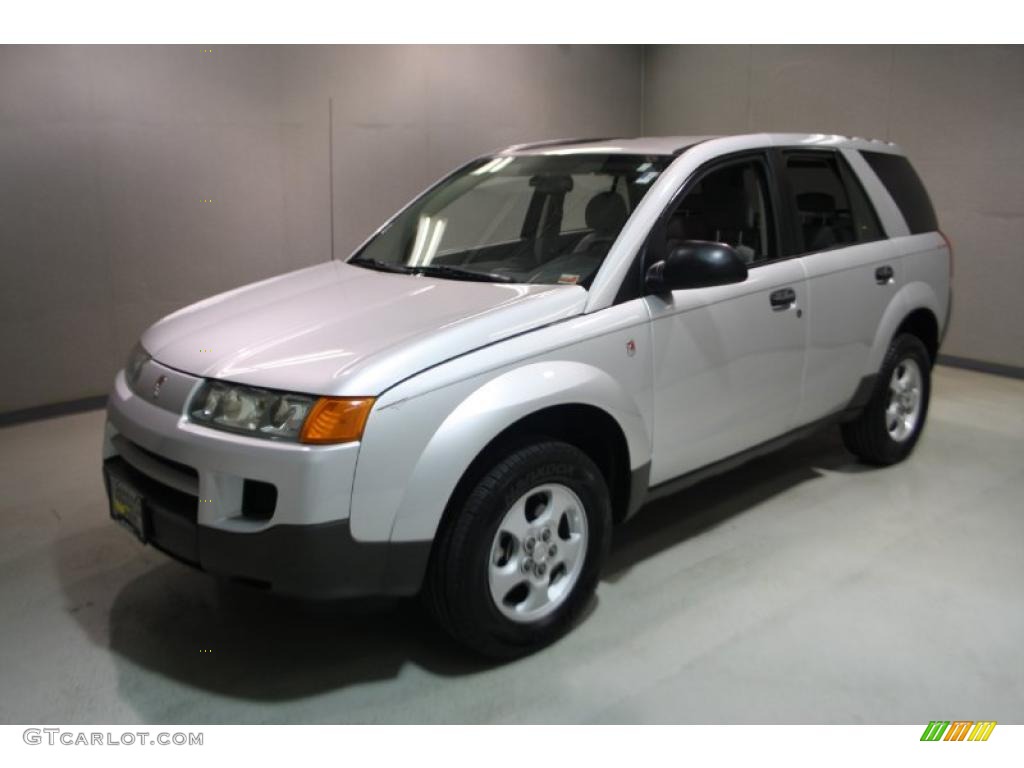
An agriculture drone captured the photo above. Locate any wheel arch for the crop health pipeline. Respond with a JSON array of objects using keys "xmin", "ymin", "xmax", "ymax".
[
  {"xmin": 895, "ymin": 307, "xmax": 939, "ymax": 365},
  {"xmin": 380, "ymin": 360, "xmax": 651, "ymax": 548},
  {"xmin": 439, "ymin": 403, "xmax": 635, "ymax": 537},
  {"xmin": 868, "ymin": 282, "xmax": 943, "ymax": 374}
]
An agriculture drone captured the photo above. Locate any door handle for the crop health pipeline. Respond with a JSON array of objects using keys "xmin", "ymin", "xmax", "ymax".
[
  {"xmin": 875, "ymin": 265, "xmax": 894, "ymax": 285},
  {"xmin": 770, "ymin": 287, "xmax": 797, "ymax": 311}
]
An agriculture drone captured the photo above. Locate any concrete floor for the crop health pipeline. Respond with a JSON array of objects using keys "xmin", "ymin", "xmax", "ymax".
[{"xmin": 1, "ymin": 365, "xmax": 1021, "ymax": 724}]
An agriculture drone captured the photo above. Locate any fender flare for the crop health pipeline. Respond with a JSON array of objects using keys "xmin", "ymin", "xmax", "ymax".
[
  {"xmin": 867, "ymin": 280, "xmax": 943, "ymax": 374},
  {"xmin": 385, "ymin": 360, "xmax": 651, "ymax": 544}
]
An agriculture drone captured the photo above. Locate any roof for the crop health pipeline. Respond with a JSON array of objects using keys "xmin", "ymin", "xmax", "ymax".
[
  {"xmin": 503, "ymin": 136, "xmax": 716, "ymax": 156},
  {"xmin": 501, "ymin": 133, "xmax": 902, "ymax": 157}
]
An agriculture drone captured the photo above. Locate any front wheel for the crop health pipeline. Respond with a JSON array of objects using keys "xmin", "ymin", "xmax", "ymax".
[
  {"xmin": 842, "ymin": 333, "xmax": 932, "ymax": 465},
  {"xmin": 424, "ymin": 440, "xmax": 611, "ymax": 658}
]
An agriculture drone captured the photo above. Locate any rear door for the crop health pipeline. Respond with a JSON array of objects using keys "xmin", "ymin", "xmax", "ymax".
[
  {"xmin": 646, "ymin": 153, "xmax": 808, "ymax": 485},
  {"xmin": 777, "ymin": 148, "xmax": 902, "ymax": 425}
]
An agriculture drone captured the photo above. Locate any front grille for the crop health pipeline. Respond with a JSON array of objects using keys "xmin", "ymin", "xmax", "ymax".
[
  {"xmin": 111, "ymin": 434, "xmax": 198, "ymax": 498},
  {"xmin": 127, "ymin": 439, "xmax": 198, "ymax": 480},
  {"xmin": 105, "ymin": 456, "xmax": 198, "ymax": 524},
  {"xmin": 130, "ymin": 359, "xmax": 202, "ymax": 415}
]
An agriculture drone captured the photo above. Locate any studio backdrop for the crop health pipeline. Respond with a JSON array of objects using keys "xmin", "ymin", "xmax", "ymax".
[{"xmin": 1, "ymin": 44, "xmax": 1021, "ymax": 416}]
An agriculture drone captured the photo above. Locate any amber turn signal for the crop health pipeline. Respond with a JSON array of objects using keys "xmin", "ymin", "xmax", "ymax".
[{"xmin": 299, "ymin": 397, "xmax": 375, "ymax": 444}]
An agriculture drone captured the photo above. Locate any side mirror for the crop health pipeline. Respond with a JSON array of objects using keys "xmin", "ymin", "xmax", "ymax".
[{"xmin": 645, "ymin": 240, "xmax": 748, "ymax": 294}]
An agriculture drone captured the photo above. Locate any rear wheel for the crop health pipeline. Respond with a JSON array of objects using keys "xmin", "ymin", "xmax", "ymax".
[
  {"xmin": 842, "ymin": 333, "xmax": 931, "ymax": 465},
  {"xmin": 424, "ymin": 440, "xmax": 611, "ymax": 658}
]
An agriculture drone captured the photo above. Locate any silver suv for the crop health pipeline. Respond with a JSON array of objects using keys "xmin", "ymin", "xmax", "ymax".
[{"xmin": 103, "ymin": 133, "xmax": 951, "ymax": 657}]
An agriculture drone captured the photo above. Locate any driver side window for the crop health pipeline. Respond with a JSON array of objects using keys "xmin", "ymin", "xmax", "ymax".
[{"xmin": 666, "ymin": 159, "xmax": 775, "ymax": 266}]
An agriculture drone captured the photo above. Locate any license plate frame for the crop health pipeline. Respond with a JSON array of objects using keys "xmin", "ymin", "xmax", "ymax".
[{"xmin": 108, "ymin": 471, "xmax": 148, "ymax": 543}]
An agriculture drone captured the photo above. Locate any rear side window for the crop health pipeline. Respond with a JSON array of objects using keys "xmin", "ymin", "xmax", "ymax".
[
  {"xmin": 783, "ymin": 151, "xmax": 883, "ymax": 254},
  {"xmin": 860, "ymin": 151, "xmax": 938, "ymax": 234}
]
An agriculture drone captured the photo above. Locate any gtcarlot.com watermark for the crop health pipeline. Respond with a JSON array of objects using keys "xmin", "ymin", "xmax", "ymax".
[{"xmin": 23, "ymin": 728, "xmax": 203, "ymax": 746}]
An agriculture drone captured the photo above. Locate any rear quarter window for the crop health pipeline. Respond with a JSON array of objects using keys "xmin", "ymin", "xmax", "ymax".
[{"xmin": 860, "ymin": 151, "xmax": 938, "ymax": 235}]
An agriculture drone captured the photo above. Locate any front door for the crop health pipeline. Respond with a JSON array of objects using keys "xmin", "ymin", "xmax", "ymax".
[{"xmin": 646, "ymin": 155, "xmax": 808, "ymax": 485}]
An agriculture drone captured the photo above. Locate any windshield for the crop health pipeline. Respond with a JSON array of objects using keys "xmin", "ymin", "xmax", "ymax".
[{"xmin": 350, "ymin": 153, "xmax": 671, "ymax": 286}]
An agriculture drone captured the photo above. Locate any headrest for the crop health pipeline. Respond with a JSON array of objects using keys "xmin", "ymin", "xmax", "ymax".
[
  {"xmin": 585, "ymin": 191, "xmax": 628, "ymax": 234},
  {"xmin": 797, "ymin": 192, "xmax": 836, "ymax": 214},
  {"xmin": 667, "ymin": 213, "xmax": 709, "ymax": 242},
  {"xmin": 530, "ymin": 174, "xmax": 574, "ymax": 195},
  {"xmin": 702, "ymin": 174, "xmax": 751, "ymax": 229},
  {"xmin": 667, "ymin": 214, "xmax": 687, "ymax": 241}
]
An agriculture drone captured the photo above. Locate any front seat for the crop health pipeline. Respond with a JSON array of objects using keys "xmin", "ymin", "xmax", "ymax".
[
  {"xmin": 797, "ymin": 192, "xmax": 838, "ymax": 252},
  {"xmin": 702, "ymin": 174, "xmax": 759, "ymax": 264},
  {"xmin": 571, "ymin": 191, "xmax": 629, "ymax": 257},
  {"xmin": 665, "ymin": 202, "xmax": 711, "ymax": 256}
]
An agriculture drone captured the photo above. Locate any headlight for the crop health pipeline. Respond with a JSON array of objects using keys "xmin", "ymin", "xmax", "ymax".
[
  {"xmin": 188, "ymin": 381, "xmax": 374, "ymax": 444},
  {"xmin": 126, "ymin": 343, "xmax": 151, "ymax": 391}
]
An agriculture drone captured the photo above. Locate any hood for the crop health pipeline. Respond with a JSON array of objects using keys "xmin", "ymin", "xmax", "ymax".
[{"xmin": 141, "ymin": 261, "xmax": 587, "ymax": 396}]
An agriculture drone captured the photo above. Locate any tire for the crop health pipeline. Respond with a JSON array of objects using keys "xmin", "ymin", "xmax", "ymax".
[
  {"xmin": 424, "ymin": 440, "xmax": 612, "ymax": 659},
  {"xmin": 842, "ymin": 333, "xmax": 931, "ymax": 465}
]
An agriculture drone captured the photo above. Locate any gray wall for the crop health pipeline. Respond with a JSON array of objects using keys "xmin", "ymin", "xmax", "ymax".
[
  {"xmin": 0, "ymin": 45, "xmax": 642, "ymax": 413},
  {"xmin": 3, "ymin": 44, "xmax": 1022, "ymax": 415},
  {"xmin": 643, "ymin": 44, "xmax": 1024, "ymax": 369}
]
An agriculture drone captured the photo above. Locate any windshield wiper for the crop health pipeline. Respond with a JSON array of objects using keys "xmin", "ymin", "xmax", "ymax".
[
  {"xmin": 411, "ymin": 264, "xmax": 514, "ymax": 283},
  {"xmin": 348, "ymin": 256, "xmax": 413, "ymax": 274},
  {"xmin": 350, "ymin": 257, "xmax": 514, "ymax": 283}
]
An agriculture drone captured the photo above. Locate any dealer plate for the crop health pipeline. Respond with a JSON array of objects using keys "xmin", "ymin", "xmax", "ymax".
[{"xmin": 108, "ymin": 472, "xmax": 147, "ymax": 543}]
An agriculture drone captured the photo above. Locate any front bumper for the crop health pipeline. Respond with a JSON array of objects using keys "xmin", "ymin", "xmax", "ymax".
[
  {"xmin": 103, "ymin": 457, "xmax": 428, "ymax": 598},
  {"xmin": 103, "ymin": 362, "xmax": 430, "ymax": 598}
]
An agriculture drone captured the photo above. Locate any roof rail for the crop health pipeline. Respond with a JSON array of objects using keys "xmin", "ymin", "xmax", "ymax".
[
  {"xmin": 853, "ymin": 136, "xmax": 897, "ymax": 146},
  {"xmin": 503, "ymin": 137, "xmax": 619, "ymax": 152},
  {"xmin": 672, "ymin": 137, "xmax": 714, "ymax": 155}
]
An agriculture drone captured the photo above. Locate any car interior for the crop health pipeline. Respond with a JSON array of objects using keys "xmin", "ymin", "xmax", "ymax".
[
  {"xmin": 786, "ymin": 155, "xmax": 859, "ymax": 253},
  {"xmin": 346, "ymin": 154, "xmax": 668, "ymax": 286},
  {"xmin": 432, "ymin": 165, "xmax": 660, "ymax": 286},
  {"xmin": 664, "ymin": 163, "xmax": 770, "ymax": 265}
]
